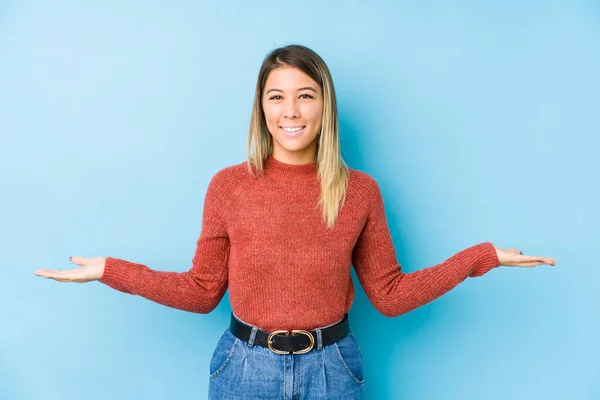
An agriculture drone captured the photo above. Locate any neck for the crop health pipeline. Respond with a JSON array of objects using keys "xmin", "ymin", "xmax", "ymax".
[
  {"xmin": 263, "ymin": 155, "xmax": 318, "ymax": 183},
  {"xmin": 272, "ymin": 154, "xmax": 315, "ymax": 165},
  {"xmin": 271, "ymin": 145, "xmax": 317, "ymax": 165}
]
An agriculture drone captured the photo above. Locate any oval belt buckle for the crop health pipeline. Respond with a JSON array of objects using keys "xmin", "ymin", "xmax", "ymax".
[
  {"xmin": 267, "ymin": 330, "xmax": 290, "ymax": 355},
  {"xmin": 291, "ymin": 330, "xmax": 315, "ymax": 354},
  {"xmin": 267, "ymin": 330, "xmax": 315, "ymax": 355}
]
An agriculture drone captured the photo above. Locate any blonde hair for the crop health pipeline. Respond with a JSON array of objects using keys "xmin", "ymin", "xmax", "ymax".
[{"xmin": 246, "ymin": 44, "xmax": 350, "ymax": 229}]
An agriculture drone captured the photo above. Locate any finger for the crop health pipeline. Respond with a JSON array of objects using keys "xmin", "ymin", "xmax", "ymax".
[
  {"xmin": 34, "ymin": 269, "xmax": 63, "ymax": 277},
  {"xmin": 517, "ymin": 261, "xmax": 548, "ymax": 267},
  {"xmin": 69, "ymin": 256, "xmax": 87, "ymax": 266},
  {"xmin": 34, "ymin": 268, "xmax": 84, "ymax": 282},
  {"xmin": 505, "ymin": 248, "xmax": 522, "ymax": 255},
  {"xmin": 35, "ymin": 269, "xmax": 65, "ymax": 279},
  {"xmin": 494, "ymin": 247, "xmax": 522, "ymax": 256},
  {"xmin": 516, "ymin": 255, "xmax": 555, "ymax": 265},
  {"xmin": 506, "ymin": 258, "xmax": 556, "ymax": 267}
]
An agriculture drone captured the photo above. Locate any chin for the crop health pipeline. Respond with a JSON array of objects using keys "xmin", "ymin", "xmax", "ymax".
[
  {"xmin": 278, "ymin": 144, "xmax": 311, "ymax": 153},
  {"xmin": 280, "ymin": 136, "xmax": 318, "ymax": 148}
]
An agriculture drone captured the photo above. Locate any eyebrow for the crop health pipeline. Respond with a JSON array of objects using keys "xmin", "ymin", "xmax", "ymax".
[{"xmin": 265, "ymin": 86, "xmax": 319, "ymax": 95}]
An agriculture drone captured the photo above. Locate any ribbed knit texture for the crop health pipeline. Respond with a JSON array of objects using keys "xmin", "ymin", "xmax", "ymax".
[{"xmin": 99, "ymin": 156, "xmax": 500, "ymax": 332}]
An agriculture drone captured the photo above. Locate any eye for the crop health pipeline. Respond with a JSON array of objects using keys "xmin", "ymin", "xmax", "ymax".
[{"xmin": 300, "ymin": 93, "xmax": 314, "ymax": 99}]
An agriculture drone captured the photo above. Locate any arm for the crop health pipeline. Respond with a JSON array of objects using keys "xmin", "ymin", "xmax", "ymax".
[
  {"xmin": 351, "ymin": 178, "xmax": 500, "ymax": 317},
  {"xmin": 98, "ymin": 172, "xmax": 230, "ymax": 314}
]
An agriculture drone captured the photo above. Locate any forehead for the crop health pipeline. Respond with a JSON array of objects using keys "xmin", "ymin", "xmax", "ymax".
[{"xmin": 264, "ymin": 66, "xmax": 319, "ymax": 91}]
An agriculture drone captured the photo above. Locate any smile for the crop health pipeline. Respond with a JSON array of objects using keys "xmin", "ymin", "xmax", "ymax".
[{"xmin": 280, "ymin": 126, "xmax": 306, "ymax": 138}]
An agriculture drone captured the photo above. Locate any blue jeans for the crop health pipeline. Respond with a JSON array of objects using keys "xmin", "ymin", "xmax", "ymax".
[{"xmin": 208, "ymin": 314, "xmax": 365, "ymax": 399}]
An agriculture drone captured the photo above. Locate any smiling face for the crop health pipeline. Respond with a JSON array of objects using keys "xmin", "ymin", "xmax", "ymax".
[{"xmin": 262, "ymin": 66, "xmax": 324, "ymax": 164}]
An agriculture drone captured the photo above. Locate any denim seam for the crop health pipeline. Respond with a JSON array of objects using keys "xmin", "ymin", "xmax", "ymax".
[
  {"xmin": 333, "ymin": 342, "xmax": 365, "ymax": 385},
  {"xmin": 209, "ymin": 338, "xmax": 239, "ymax": 379},
  {"xmin": 283, "ymin": 354, "xmax": 286, "ymax": 400}
]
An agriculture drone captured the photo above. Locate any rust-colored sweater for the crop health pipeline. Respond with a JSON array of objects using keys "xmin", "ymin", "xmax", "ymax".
[{"xmin": 99, "ymin": 156, "xmax": 500, "ymax": 332}]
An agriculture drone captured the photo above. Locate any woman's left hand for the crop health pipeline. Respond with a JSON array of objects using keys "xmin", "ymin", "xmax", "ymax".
[{"xmin": 494, "ymin": 246, "xmax": 556, "ymax": 268}]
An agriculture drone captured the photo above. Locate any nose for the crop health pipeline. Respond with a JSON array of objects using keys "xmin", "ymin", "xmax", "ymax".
[{"xmin": 283, "ymin": 98, "xmax": 300, "ymax": 119}]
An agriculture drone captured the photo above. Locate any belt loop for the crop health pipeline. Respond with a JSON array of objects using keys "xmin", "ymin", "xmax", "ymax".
[
  {"xmin": 315, "ymin": 328, "xmax": 323, "ymax": 350},
  {"xmin": 248, "ymin": 326, "xmax": 258, "ymax": 347}
]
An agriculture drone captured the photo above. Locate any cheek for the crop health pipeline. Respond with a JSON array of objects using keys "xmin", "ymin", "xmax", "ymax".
[
  {"xmin": 304, "ymin": 105, "xmax": 323, "ymax": 126},
  {"xmin": 263, "ymin": 106, "xmax": 280, "ymax": 126}
]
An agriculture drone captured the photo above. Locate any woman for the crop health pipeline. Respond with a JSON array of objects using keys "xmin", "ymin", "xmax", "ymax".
[{"xmin": 34, "ymin": 44, "xmax": 556, "ymax": 399}]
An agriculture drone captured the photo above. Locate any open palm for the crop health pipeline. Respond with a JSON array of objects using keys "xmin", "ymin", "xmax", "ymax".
[
  {"xmin": 34, "ymin": 256, "xmax": 106, "ymax": 283},
  {"xmin": 494, "ymin": 246, "xmax": 556, "ymax": 268}
]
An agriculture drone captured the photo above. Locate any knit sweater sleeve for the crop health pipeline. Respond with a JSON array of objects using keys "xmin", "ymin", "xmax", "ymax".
[
  {"xmin": 351, "ymin": 177, "xmax": 500, "ymax": 317},
  {"xmin": 98, "ymin": 171, "xmax": 230, "ymax": 314}
]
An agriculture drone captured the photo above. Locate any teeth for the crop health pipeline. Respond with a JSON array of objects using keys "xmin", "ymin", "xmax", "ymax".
[{"xmin": 282, "ymin": 126, "xmax": 304, "ymax": 133}]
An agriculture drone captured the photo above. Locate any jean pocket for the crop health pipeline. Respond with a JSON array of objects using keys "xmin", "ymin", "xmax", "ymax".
[
  {"xmin": 332, "ymin": 333, "xmax": 365, "ymax": 385},
  {"xmin": 209, "ymin": 328, "xmax": 239, "ymax": 379}
]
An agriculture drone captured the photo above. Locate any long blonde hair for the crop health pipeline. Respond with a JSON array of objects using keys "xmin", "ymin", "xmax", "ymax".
[{"xmin": 246, "ymin": 44, "xmax": 349, "ymax": 229}]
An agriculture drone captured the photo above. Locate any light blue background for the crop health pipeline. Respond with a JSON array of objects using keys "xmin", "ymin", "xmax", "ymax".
[{"xmin": 1, "ymin": 1, "xmax": 598, "ymax": 399}]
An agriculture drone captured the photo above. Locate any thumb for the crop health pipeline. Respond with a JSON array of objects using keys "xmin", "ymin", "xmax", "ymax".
[
  {"xmin": 69, "ymin": 256, "xmax": 87, "ymax": 266},
  {"xmin": 504, "ymin": 248, "xmax": 522, "ymax": 255}
]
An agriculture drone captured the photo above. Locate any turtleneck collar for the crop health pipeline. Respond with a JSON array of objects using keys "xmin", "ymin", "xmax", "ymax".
[{"xmin": 263, "ymin": 156, "xmax": 318, "ymax": 183}]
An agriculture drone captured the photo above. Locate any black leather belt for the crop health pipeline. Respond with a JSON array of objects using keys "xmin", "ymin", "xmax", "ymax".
[{"xmin": 229, "ymin": 313, "xmax": 350, "ymax": 354}]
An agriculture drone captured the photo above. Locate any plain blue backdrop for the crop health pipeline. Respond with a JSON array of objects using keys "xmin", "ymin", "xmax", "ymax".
[{"xmin": 1, "ymin": 1, "xmax": 598, "ymax": 399}]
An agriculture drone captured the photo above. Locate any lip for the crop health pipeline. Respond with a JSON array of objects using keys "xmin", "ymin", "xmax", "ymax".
[{"xmin": 280, "ymin": 125, "xmax": 306, "ymax": 138}]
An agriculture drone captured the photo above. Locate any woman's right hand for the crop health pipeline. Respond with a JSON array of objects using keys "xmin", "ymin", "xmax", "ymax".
[{"xmin": 34, "ymin": 256, "xmax": 106, "ymax": 283}]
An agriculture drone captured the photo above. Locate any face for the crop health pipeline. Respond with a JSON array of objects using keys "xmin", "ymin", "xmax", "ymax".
[{"xmin": 262, "ymin": 66, "xmax": 324, "ymax": 164}]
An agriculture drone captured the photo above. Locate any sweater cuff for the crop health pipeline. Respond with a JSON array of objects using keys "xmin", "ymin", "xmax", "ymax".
[
  {"xmin": 469, "ymin": 242, "xmax": 501, "ymax": 277},
  {"xmin": 98, "ymin": 256, "xmax": 140, "ymax": 294}
]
